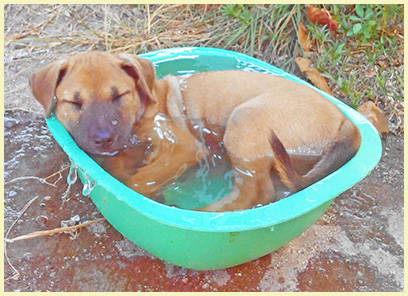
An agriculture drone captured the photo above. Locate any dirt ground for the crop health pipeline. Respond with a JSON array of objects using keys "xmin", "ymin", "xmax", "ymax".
[{"xmin": 3, "ymin": 4, "xmax": 404, "ymax": 292}]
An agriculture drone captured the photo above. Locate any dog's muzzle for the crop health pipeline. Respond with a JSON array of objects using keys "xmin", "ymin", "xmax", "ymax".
[{"xmin": 73, "ymin": 101, "xmax": 131, "ymax": 156}]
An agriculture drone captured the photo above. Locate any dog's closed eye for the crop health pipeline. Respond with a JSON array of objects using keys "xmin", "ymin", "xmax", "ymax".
[
  {"xmin": 111, "ymin": 87, "xmax": 130, "ymax": 104},
  {"xmin": 63, "ymin": 100, "xmax": 82, "ymax": 109},
  {"xmin": 63, "ymin": 91, "xmax": 82, "ymax": 109}
]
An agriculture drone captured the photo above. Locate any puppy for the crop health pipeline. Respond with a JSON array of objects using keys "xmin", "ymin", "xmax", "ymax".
[{"xmin": 30, "ymin": 51, "xmax": 361, "ymax": 211}]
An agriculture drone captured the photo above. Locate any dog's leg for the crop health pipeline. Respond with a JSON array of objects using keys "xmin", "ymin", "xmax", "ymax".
[
  {"xmin": 200, "ymin": 130, "xmax": 302, "ymax": 211},
  {"xmin": 199, "ymin": 156, "xmax": 275, "ymax": 211},
  {"xmin": 124, "ymin": 148, "xmax": 199, "ymax": 198},
  {"xmin": 199, "ymin": 96, "xmax": 279, "ymax": 211},
  {"xmin": 124, "ymin": 129, "xmax": 207, "ymax": 198}
]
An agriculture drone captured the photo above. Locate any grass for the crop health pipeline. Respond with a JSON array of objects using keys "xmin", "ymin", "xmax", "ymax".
[
  {"xmin": 5, "ymin": 4, "xmax": 306, "ymax": 73},
  {"xmin": 303, "ymin": 4, "xmax": 403, "ymax": 133},
  {"xmin": 4, "ymin": 4, "xmax": 404, "ymax": 133}
]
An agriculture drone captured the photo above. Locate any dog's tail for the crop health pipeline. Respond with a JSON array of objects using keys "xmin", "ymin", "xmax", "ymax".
[
  {"xmin": 301, "ymin": 119, "xmax": 360, "ymax": 186},
  {"xmin": 269, "ymin": 120, "xmax": 360, "ymax": 193},
  {"xmin": 269, "ymin": 130, "xmax": 306, "ymax": 192}
]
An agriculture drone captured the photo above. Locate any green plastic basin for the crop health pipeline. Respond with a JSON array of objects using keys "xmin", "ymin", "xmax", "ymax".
[{"xmin": 45, "ymin": 47, "xmax": 382, "ymax": 270}]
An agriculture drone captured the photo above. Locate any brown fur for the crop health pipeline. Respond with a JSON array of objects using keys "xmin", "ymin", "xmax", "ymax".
[{"xmin": 30, "ymin": 51, "xmax": 361, "ymax": 211}]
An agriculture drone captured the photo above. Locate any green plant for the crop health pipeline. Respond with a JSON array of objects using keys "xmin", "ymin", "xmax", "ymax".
[
  {"xmin": 337, "ymin": 75, "xmax": 353, "ymax": 98},
  {"xmin": 220, "ymin": 4, "xmax": 251, "ymax": 25},
  {"xmin": 306, "ymin": 3, "xmax": 402, "ymax": 120},
  {"xmin": 307, "ymin": 23, "xmax": 331, "ymax": 45},
  {"xmin": 347, "ymin": 5, "xmax": 380, "ymax": 41},
  {"xmin": 376, "ymin": 72, "xmax": 386, "ymax": 90},
  {"xmin": 217, "ymin": 4, "xmax": 304, "ymax": 72},
  {"xmin": 327, "ymin": 40, "xmax": 346, "ymax": 64},
  {"xmin": 349, "ymin": 89, "xmax": 361, "ymax": 109},
  {"xmin": 220, "ymin": 5, "xmax": 252, "ymax": 48}
]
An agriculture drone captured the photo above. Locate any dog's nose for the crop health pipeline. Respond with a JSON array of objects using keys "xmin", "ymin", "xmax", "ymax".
[{"xmin": 93, "ymin": 130, "xmax": 114, "ymax": 148}]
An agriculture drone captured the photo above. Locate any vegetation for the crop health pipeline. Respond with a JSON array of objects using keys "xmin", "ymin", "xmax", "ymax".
[{"xmin": 5, "ymin": 4, "xmax": 404, "ymax": 133}]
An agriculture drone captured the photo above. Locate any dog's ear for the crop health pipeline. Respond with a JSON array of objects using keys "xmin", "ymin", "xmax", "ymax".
[
  {"xmin": 117, "ymin": 53, "xmax": 157, "ymax": 104},
  {"xmin": 29, "ymin": 59, "xmax": 69, "ymax": 117}
]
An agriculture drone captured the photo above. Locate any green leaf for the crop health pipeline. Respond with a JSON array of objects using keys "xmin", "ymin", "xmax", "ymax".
[
  {"xmin": 349, "ymin": 15, "xmax": 361, "ymax": 22},
  {"xmin": 341, "ymin": 22, "xmax": 351, "ymax": 30},
  {"xmin": 353, "ymin": 23, "xmax": 362, "ymax": 35},
  {"xmin": 335, "ymin": 43, "xmax": 345, "ymax": 55},
  {"xmin": 333, "ymin": 5, "xmax": 339, "ymax": 16},
  {"xmin": 368, "ymin": 20, "xmax": 377, "ymax": 27},
  {"xmin": 365, "ymin": 7, "xmax": 373, "ymax": 19},
  {"xmin": 363, "ymin": 28, "xmax": 371, "ymax": 38},
  {"xmin": 355, "ymin": 5, "xmax": 365, "ymax": 18}
]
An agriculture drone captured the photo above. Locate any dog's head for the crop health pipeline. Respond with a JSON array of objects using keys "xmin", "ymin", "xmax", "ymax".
[{"xmin": 29, "ymin": 51, "xmax": 156, "ymax": 156}]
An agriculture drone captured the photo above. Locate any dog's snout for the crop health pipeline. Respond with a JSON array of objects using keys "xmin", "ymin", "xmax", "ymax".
[
  {"xmin": 73, "ymin": 101, "xmax": 131, "ymax": 155},
  {"xmin": 93, "ymin": 130, "xmax": 114, "ymax": 146}
]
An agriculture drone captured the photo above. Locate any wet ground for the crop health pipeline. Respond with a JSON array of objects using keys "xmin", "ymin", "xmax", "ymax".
[
  {"xmin": 4, "ymin": 109, "xmax": 404, "ymax": 292},
  {"xmin": 4, "ymin": 4, "xmax": 404, "ymax": 292}
]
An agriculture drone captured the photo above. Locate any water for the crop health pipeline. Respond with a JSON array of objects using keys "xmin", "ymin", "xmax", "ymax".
[
  {"xmin": 67, "ymin": 164, "xmax": 78, "ymax": 185},
  {"xmin": 130, "ymin": 55, "xmax": 307, "ymax": 209},
  {"xmin": 159, "ymin": 162, "xmax": 234, "ymax": 210},
  {"xmin": 152, "ymin": 121, "xmax": 298, "ymax": 210},
  {"xmin": 154, "ymin": 54, "xmax": 285, "ymax": 79},
  {"xmin": 4, "ymin": 112, "xmax": 57, "ymax": 181},
  {"xmin": 153, "ymin": 113, "xmax": 176, "ymax": 144},
  {"xmin": 80, "ymin": 169, "xmax": 95, "ymax": 197},
  {"xmin": 150, "ymin": 117, "xmax": 236, "ymax": 209},
  {"xmin": 66, "ymin": 161, "xmax": 96, "ymax": 197}
]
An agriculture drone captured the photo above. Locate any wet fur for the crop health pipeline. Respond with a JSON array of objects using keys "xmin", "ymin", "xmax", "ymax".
[{"xmin": 30, "ymin": 51, "xmax": 361, "ymax": 212}]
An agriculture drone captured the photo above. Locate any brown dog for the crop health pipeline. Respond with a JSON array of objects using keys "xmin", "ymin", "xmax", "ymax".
[{"xmin": 30, "ymin": 51, "xmax": 361, "ymax": 211}]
